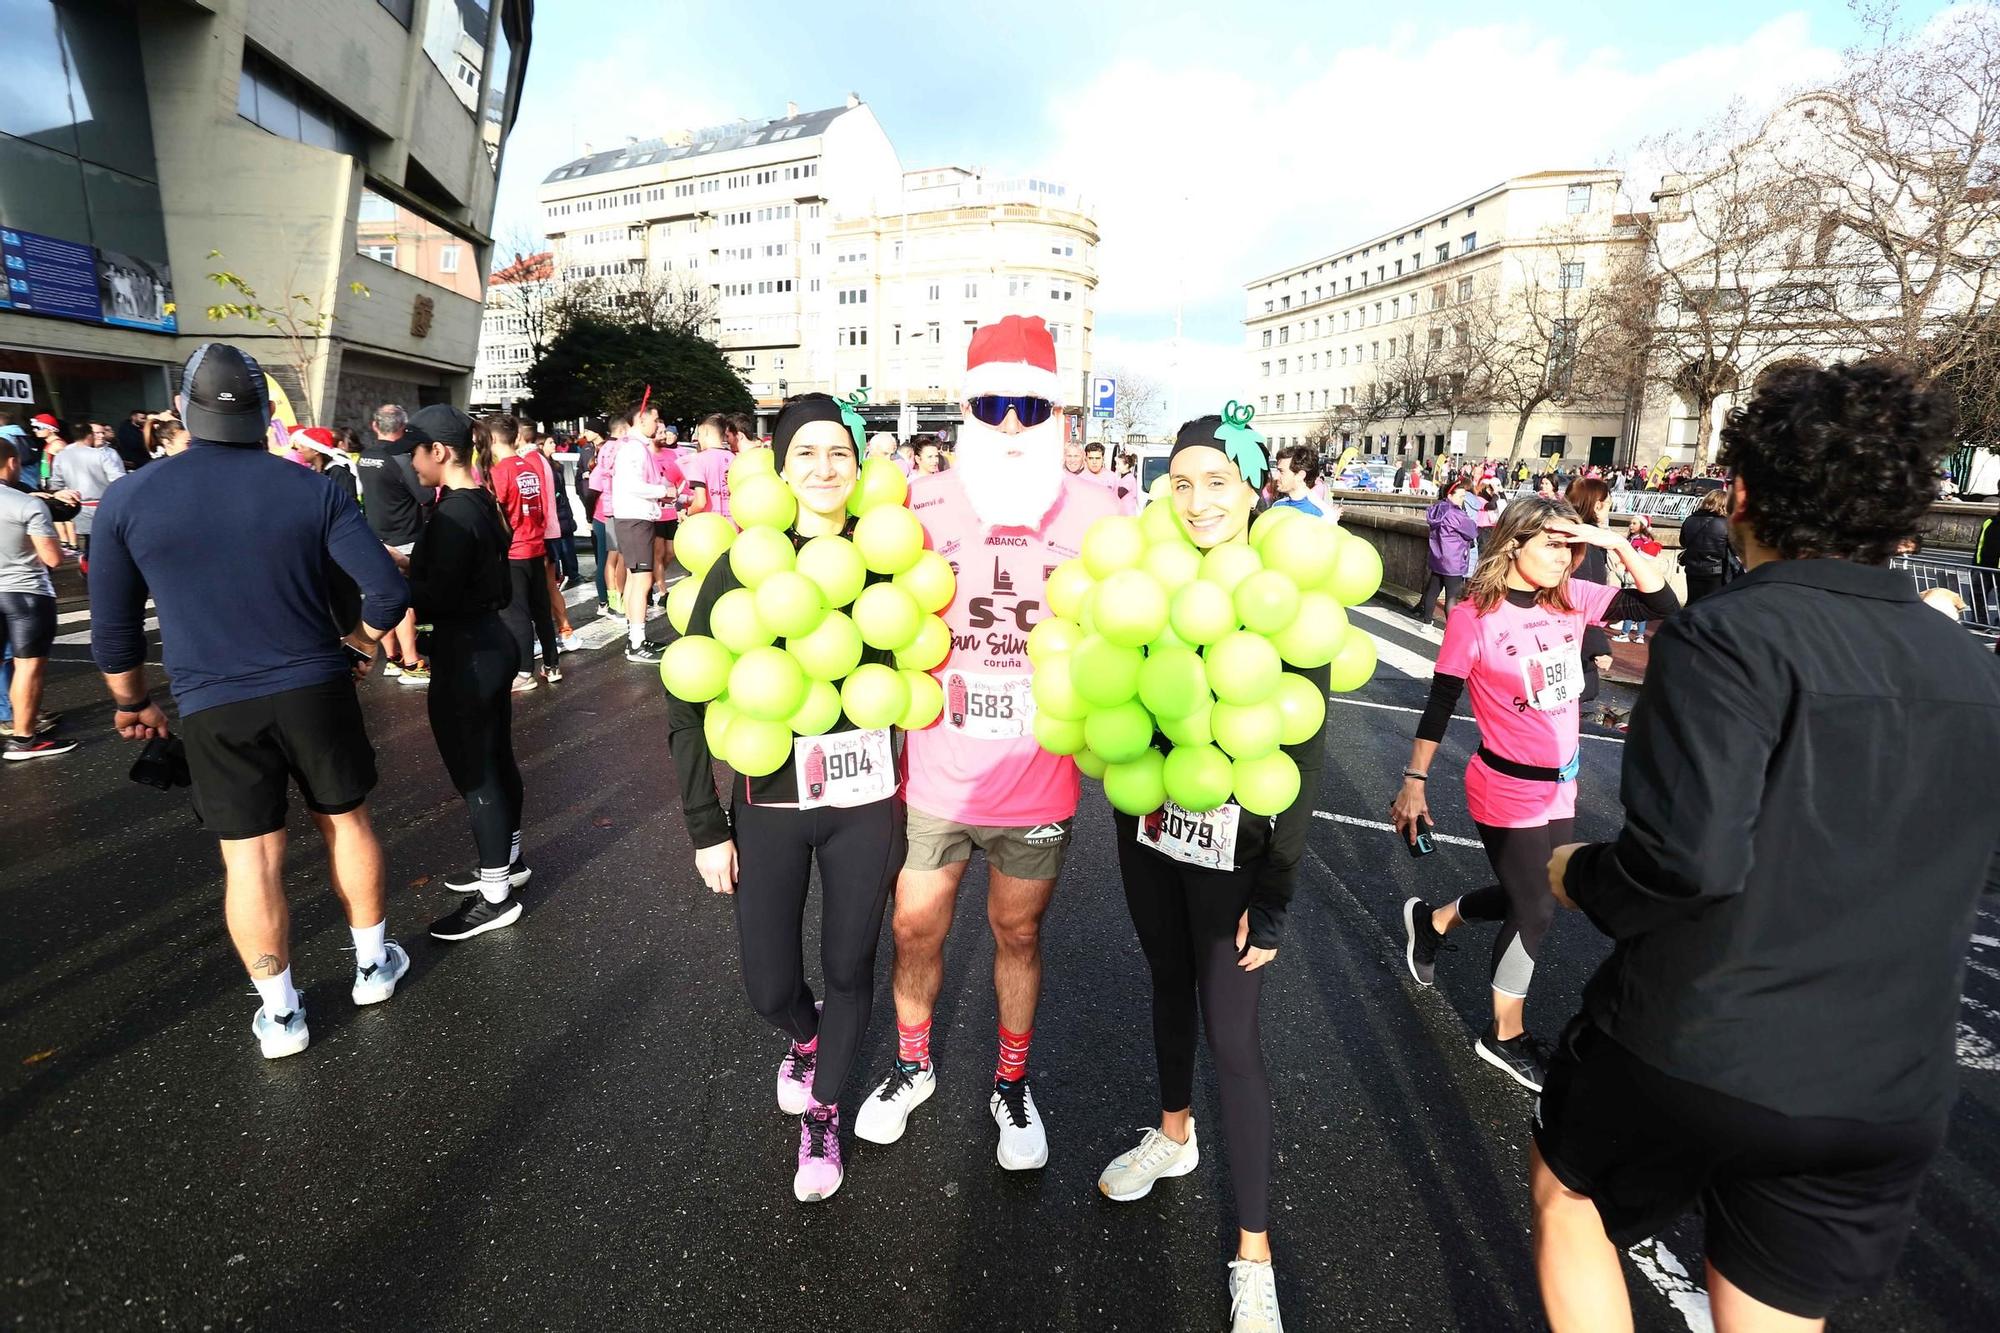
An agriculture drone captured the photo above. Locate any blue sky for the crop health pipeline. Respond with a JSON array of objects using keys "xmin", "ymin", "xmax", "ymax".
[{"xmin": 496, "ymin": 0, "xmax": 1883, "ymax": 419}]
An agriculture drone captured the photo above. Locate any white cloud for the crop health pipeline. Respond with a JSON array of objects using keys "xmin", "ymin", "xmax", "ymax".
[{"xmin": 1042, "ymin": 13, "xmax": 1846, "ymax": 337}]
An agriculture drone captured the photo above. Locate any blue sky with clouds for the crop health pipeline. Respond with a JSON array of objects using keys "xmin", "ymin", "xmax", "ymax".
[{"xmin": 496, "ymin": 0, "xmax": 1881, "ymax": 418}]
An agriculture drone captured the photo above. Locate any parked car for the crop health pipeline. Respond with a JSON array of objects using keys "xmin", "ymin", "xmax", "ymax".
[{"xmin": 1668, "ymin": 476, "xmax": 1727, "ymax": 496}]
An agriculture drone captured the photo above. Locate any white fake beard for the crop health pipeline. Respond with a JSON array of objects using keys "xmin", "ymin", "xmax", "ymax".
[{"xmin": 954, "ymin": 412, "xmax": 1065, "ymax": 528}]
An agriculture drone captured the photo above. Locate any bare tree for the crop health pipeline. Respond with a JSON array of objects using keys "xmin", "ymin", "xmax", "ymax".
[
  {"xmin": 1102, "ymin": 368, "xmax": 1163, "ymax": 443},
  {"xmin": 552, "ymin": 268, "xmax": 720, "ymax": 339}
]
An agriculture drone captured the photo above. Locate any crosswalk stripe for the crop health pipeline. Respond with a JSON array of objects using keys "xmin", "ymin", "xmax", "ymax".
[
  {"xmin": 1345, "ymin": 603, "xmax": 1437, "ymax": 680},
  {"xmin": 1312, "ymin": 809, "xmax": 1485, "ymax": 849}
]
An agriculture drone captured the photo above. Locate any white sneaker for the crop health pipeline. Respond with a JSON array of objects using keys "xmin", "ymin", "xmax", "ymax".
[
  {"xmin": 350, "ymin": 940, "xmax": 410, "ymax": 1006},
  {"xmin": 252, "ymin": 1004, "xmax": 309, "ymax": 1060},
  {"xmin": 1098, "ymin": 1122, "xmax": 1199, "ymax": 1201},
  {"xmin": 511, "ymin": 672, "xmax": 540, "ymax": 693},
  {"xmin": 854, "ymin": 1060, "xmax": 935, "ymax": 1145},
  {"xmin": 990, "ymin": 1077, "xmax": 1048, "ymax": 1170},
  {"xmin": 1228, "ymin": 1258, "xmax": 1284, "ymax": 1333},
  {"xmin": 559, "ymin": 632, "xmax": 583, "ymax": 652}
]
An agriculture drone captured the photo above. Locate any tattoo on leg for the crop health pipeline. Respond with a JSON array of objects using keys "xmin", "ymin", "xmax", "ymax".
[{"xmin": 251, "ymin": 953, "xmax": 283, "ymax": 976}]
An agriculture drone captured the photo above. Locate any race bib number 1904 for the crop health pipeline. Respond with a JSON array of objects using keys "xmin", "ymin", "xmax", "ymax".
[{"xmin": 794, "ymin": 728, "xmax": 896, "ymax": 810}]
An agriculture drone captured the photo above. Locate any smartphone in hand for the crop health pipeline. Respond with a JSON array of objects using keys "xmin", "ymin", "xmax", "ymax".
[{"xmin": 1407, "ymin": 814, "xmax": 1436, "ymax": 858}]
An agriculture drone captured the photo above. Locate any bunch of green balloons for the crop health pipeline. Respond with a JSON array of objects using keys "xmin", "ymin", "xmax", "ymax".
[
  {"xmin": 1029, "ymin": 501, "xmax": 1382, "ymax": 818},
  {"xmin": 658, "ymin": 449, "xmax": 955, "ymax": 778}
]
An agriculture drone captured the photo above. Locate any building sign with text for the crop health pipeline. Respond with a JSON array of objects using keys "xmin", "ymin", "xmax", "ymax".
[{"xmin": 0, "ymin": 228, "xmax": 177, "ymax": 334}]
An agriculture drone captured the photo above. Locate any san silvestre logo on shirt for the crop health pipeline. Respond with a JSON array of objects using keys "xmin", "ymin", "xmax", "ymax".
[{"xmin": 950, "ymin": 556, "xmax": 1040, "ymax": 665}]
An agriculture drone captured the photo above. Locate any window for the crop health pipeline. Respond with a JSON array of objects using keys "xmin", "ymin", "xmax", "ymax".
[
  {"xmin": 1278, "ymin": 358, "xmax": 1288, "ymax": 374},
  {"xmin": 1566, "ymin": 183, "xmax": 1590, "ymax": 215},
  {"xmin": 1373, "ymin": 302, "xmax": 1382, "ymax": 324},
  {"xmin": 377, "ymin": 0, "xmax": 415, "ymax": 24},
  {"xmin": 1429, "ymin": 328, "xmax": 1444, "ymax": 350},
  {"xmin": 361, "ymin": 244, "xmax": 397, "ymax": 264},
  {"xmin": 928, "ymin": 283, "xmax": 942, "ymax": 301},
  {"xmin": 1261, "ymin": 361, "xmax": 1271, "ymax": 377},
  {"xmin": 1460, "ymin": 233, "xmax": 1477, "ymax": 254},
  {"xmin": 1390, "ymin": 298, "xmax": 1399, "ymax": 320},
  {"xmin": 1540, "ymin": 434, "xmax": 1567, "ymax": 458},
  {"xmin": 1275, "ymin": 394, "xmax": 1285, "ymax": 411},
  {"xmin": 1261, "ymin": 330, "xmax": 1273, "ymax": 348},
  {"xmin": 1278, "ymin": 327, "xmax": 1289, "ymax": 344},
  {"xmin": 1435, "ymin": 243, "xmax": 1449, "ymax": 264},
  {"xmin": 1310, "ymin": 353, "xmax": 1319, "ymax": 370},
  {"xmin": 964, "ymin": 281, "xmax": 977, "ymax": 299},
  {"xmin": 742, "ymin": 354, "xmax": 757, "ymax": 369},
  {"xmin": 239, "ymin": 48, "xmax": 366, "ymax": 157},
  {"xmin": 1339, "ymin": 348, "xmax": 1347, "ymax": 365},
  {"xmin": 1371, "ymin": 341, "xmax": 1380, "ymax": 361},
  {"xmin": 838, "ymin": 288, "xmax": 868, "ymax": 305},
  {"xmin": 1395, "ymin": 260, "xmax": 1403, "ymax": 277},
  {"xmin": 438, "ymin": 245, "xmax": 460, "ymax": 273},
  {"xmin": 1432, "ymin": 283, "xmax": 1448, "ymax": 309},
  {"xmin": 1560, "ymin": 262, "xmax": 1583, "ymax": 289},
  {"xmin": 1457, "ymin": 277, "xmax": 1474, "ymax": 302}
]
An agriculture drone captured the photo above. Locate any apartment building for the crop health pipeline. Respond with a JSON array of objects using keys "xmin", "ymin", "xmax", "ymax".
[
  {"xmin": 0, "ymin": 0, "xmax": 531, "ymax": 428},
  {"xmin": 471, "ymin": 249, "xmax": 549, "ymax": 410},
  {"xmin": 1242, "ymin": 170, "xmax": 1638, "ymax": 466}
]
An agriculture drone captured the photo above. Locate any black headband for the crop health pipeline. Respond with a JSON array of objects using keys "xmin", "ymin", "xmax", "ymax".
[
  {"xmin": 1169, "ymin": 413, "xmax": 1269, "ymax": 487},
  {"xmin": 773, "ymin": 393, "xmax": 857, "ymax": 469}
]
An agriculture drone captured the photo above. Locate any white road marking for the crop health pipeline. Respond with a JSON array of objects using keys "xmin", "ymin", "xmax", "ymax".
[
  {"xmin": 1345, "ymin": 603, "xmax": 1438, "ymax": 680},
  {"xmin": 1322, "ymin": 693, "xmax": 1627, "ymax": 744},
  {"xmin": 54, "ymin": 617, "xmax": 154, "ymax": 646},
  {"xmin": 1625, "ymin": 1238, "xmax": 1715, "ymax": 1332},
  {"xmin": 1312, "ymin": 809, "xmax": 1485, "ymax": 849}
]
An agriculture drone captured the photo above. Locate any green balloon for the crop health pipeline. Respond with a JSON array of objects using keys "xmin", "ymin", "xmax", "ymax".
[
  {"xmin": 660, "ymin": 634, "xmax": 733, "ymax": 703},
  {"xmin": 1261, "ymin": 513, "xmax": 1339, "ymax": 587},
  {"xmin": 848, "ymin": 456, "xmax": 910, "ymax": 515},
  {"xmin": 1163, "ymin": 743, "xmax": 1233, "ymax": 813},
  {"xmin": 1138, "ymin": 646, "xmax": 1208, "ymax": 720},
  {"xmin": 1169, "ymin": 579, "xmax": 1237, "ymax": 646},
  {"xmin": 675, "ymin": 512, "xmax": 737, "ymax": 578},
  {"xmin": 755, "ymin": 570, "xmax": 826, "ymax": 640},
  {"xmin": 1026, "ymin": 614, "xmax": 1083, "ymax": 664},
  {"xmin": 1084, "ymin": 699, "xmax": 1155, "ymax": 763},
  {"xmin": 733, "ymin": 474, "xmax": 797, "ymax": 531},
  {"xmin": 1143, "ymin": 539, "xmax": 1201, "ymax": 592},
  {"xmin": 789, "ymin": 678, "xmax": 843, "ymax": 736},
  {"xmin": 730, "ymin": 524, "xmax": 796, "ymax": 589},
  {"xmin": 666, "ymin": 577, "xmax": 700, "ymax": 634},
  {"xmin": 1211, "ymin": 699, "xmax": 1282, "ymax": 760},
  {"xmin": 796, "ymin": 534, "xmax": 867, "ymax": 610},
  {"xmin": 704, "ymin": 696, "xmax": 738, "ymax": 755},
  {"xmin": 1082, "ymin": 515, "xmax": 1147, "ymax": 579},
  {"xmin": 1094, "ymin": 569, "xmax": 1170, "ymax": 649},
  {"xmin": 711, "ymin": 588, "xmax": 775, "ymax": 655},
  {"xmin": 853, "ymin": 582, "xmax": 923, "ymax": 651},
  {"xmin": 1075, "ymin": 747, "xmax": 1109, "ymax": 779},
  {"xmin": 1102, "ymin": 747, "xmax": 1168, "ymax": 816},
  {"xmin": 1250, "ymin": 504, "xmax": 1301, "ymax": 550},
  {"xmin": 1199, "ymin": 542, "xmax": 1263, "ymax": 595},
  {"xmin": 895, "ymin": 550, "xmax": 957, "ymax": 614},
  {"xmin": 1270, "ymin": 591, "xmax": 1349, "ymax": 668},
  {"xmin": 725, "ymin": 715, "xmax": 794, "ymax": 778},
  {"xmin": 1141, "ymin": 495, "xmax": 1187, "ymax": 546},
  {"xmin": 900, "ymin": 670, "xmax": 943, "ymax": 730},
  {"xmin": 1327, "ymin": 626, "xmax": 1378, "ymax": 693},
  {"xmin": 788, "ymin": 609, "xmax": 863, "ymax": 682},
  {"xmin": 728, "ymin": 646, "xmax": 807, "ymax": 722},
  {"xmin": 1150, "ymin": 623, "xmax": 1191, "ymax": 655},
  {"xmin": 1071, "ymin": 634, "xmax": 1144, "ymax": 707},
  {"xmin": 895, "ymin": 614, "xmax": 952, "ymax": 672},
  {"xmin": 1272, "ymin": 671, "xmax": 1327, "ymax": 745},
  {"xmin": 854, "ymin": 505, "xmax": 925, "ymax": 575},
  {"xmin": 841, "ymin": 662, "xmax": 909, "ymax": 729},
  {"xmin": 1046, "ymin": 561, "xmax": 1095, "ymax": 621},
  {"xmin": 1204, "ymin": 631, "xmax": 1282, "ymax": 706},
  {"xmin": 1030, "ymin": 653, "xmax": 1091, "ymax": 721},
  {"xmin": 1232, "ymin": 750, "xmax": 1301, "ymax": 817},
  {"xmin": 1326, "ymin": 530, "xmax": 1384, "ymax": 606},
  {"xmin": 1033, "ymin": 710, "xmax": 1087, "ymax": 756},
  {"xmin": 1159, "ymin": 699, "xmax": 1214, "ymax": 749},
  {"xmin": 1233, "ymin": 569, "xmax": 1302, "ymax": 636}
]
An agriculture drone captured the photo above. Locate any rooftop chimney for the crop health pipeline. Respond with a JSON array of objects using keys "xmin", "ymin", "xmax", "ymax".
[
  {"xmin": 786, "ymin": 101, "xmax": 798, "ymax": 119},
  {"xmin": 845, "ymin": 92, "xmax": 860, "ymax": 109}
]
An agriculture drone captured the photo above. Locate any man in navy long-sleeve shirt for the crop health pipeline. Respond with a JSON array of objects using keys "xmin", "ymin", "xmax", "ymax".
[{"xmin": 91, "ymin": 343, "xmax": 415, "ymax": 1061}]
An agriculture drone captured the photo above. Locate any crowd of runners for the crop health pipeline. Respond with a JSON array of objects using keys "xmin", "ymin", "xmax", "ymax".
[{"xmin": 4, "ymin": 313, "xmax": 1997, "ymax": 1333}]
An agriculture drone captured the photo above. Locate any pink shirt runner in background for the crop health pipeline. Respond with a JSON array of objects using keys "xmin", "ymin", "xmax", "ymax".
[
  {"xmin": 685, "ymin": 447, "xmax": 733, "ymax": 520},
  {"xmin": 527, "ymin": 449, "xmax": 560, "ymax": 540},
  {"xmin": 904, "ymin": 471, "xmax": 1122, "ymax": 828},
  {"xmin": 1434, "ymin": 581, "xmax": 1620, "ymax": 828}
]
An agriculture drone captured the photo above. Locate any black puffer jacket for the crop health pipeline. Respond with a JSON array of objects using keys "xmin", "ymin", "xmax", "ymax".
[{"xmin": 1680, "ymin": 510, "xmax": 1729, "ymax": 578}]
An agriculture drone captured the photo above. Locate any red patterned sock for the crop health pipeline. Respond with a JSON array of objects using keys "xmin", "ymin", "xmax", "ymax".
[
  {"xmin": 996, "ymin": 1024, "xmax": 1032, "ymax": 1083},
  {"xmin": 897, "ymin": 1018, "xmax": 931, "ymax": 1067}
]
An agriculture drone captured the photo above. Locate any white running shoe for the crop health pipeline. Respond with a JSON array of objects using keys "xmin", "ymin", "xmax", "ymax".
[
  {"xmin": 350, "ymin": 940, "xmax": 410, "ymax": 1006},
  {"xmin": 1098, "ymin": 1122, "xmax": 1199, "ymax": 1201},
  {"xmin": 252, "ymin": 1004, "xmax": 309, "ymax": 1060},
  {"xmin": 559, "ymin": 632, "xmax": 583, "ymax": 652},
  {"xmin": 990, "ymin": 1077, "xmax": 1048, "ymax": 1170},
  {"xmin": 1228, "ymin": 1258, "xmax": 1284, "ymax": 1333},
  {"xmin": 854, "ymin": 1060, "xmax": 935, "ymax": 1145}
]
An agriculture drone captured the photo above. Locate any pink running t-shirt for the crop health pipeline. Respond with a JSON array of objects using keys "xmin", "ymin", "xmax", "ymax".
[
  {"xmin": 1434, "ymin": 581, "xmax": 1620, "ymax": 828},
  {"xmin": 686, "ymin": 447, "xmax": 733, "ymax": 520},
  {"xmin": 903, "ymin": 471, "xmax": 1122, "ymax": 828}
]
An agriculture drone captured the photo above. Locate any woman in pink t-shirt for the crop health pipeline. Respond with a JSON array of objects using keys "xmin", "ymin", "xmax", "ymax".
[{"xmin": 1389, "ymin": 496, "xmax": 1677, "ymax": 1092}]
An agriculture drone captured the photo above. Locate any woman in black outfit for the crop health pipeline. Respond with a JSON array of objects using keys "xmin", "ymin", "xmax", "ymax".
[
  {"xmin": 1563, "ymin": 477, "xmax": 1616, "ymax": 703},
  {"xmin": 1677, "ymin": 484, "xmax": 1733, "ymax": 604},
  {"xmin": 401, "ymin": 406, "xmax": 527, "ymax": 942}
]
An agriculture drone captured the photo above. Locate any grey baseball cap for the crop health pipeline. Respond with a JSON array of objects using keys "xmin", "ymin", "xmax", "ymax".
[{"xmin": 178, "ymin": 343, "xmax": 271, "ymax": 446}]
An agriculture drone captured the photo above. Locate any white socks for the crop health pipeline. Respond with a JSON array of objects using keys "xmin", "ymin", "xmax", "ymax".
[
  {"xmin": 252, "ymin": 967, "xmax": 300, "ymax": 1020},
  {"xmin": 509, "ymin": 830, "xmax": 522, "ymax": 866},
  {"xmin": 478, "ymin": 866, "xmax": 511, "ymax": 904},
  {"xmin": 628, "ymin": 623, "xmax": 645, "ymax": 648},
  {"xmin": 351, "ymin": 920, "xmax": 387, "ymax": 970}
]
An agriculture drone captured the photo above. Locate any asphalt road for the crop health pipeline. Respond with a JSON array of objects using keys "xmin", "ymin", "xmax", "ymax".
[{"xmin": 4, "ymin": 585, "xmax": 1997, "ymax": 1332}]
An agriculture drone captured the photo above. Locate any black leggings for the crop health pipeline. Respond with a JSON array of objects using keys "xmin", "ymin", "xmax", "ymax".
[
  {"xmin": 1113, "ymin": 811, "xmax": 1274, "ymax": 1233},
  {"xmin": 504, "ymin": 555, "xmax": 560, "ymax": 674},
  {"xmin": 1457, "ymin": 818, "xmax": 1574, "ymax": 998},
  {"xmin": 426, "ymin": 616, "xmax": 523, "ymax": 871},
  {"xmin": 1416, "ymin": 572, "xmax": 1466, "ymax": 627},
  {"xmin": 729, "ymin": 797, "xmax": 905, "ymax": 1106}
]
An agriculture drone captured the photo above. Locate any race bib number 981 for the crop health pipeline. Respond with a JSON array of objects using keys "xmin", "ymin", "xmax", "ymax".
[{"xmin": 1522, "ymin": 647, "xmax": 1582, "ymax": 713}]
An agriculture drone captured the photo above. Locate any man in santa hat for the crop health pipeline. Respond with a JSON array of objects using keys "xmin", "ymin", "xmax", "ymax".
[{"xmin": 854, "ymin": 315, "xmax": 1120, "ymax": 1171}]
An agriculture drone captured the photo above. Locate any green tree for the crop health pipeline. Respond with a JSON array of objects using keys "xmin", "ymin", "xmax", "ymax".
[{"xmin": 523, "ymin": 315, "xmax": 752, "ymax": 425}]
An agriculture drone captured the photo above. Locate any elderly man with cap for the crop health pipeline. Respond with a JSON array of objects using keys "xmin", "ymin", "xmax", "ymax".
[
  {"xmin": 853, "ymin": 314, "xmax": 1121, "ymax": 1173},
  {"xmin": 89, "ymin": 342, "xmax": 413, "ymax": 1061}
]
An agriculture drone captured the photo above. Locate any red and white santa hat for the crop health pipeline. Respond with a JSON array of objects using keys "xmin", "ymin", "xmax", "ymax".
[{"xmin": 963, "ymin": 315, "xmax": 1060, "ymax": 401}]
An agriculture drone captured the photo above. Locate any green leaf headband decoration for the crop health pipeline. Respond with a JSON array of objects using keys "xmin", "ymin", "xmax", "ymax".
[
  {"xmin": 839, "ymin": 389, "xmax": 869, "ymax": 451},
  {"xmin": 1215, "ymin": 400, "xmax": 1269, "ymax": 489}
]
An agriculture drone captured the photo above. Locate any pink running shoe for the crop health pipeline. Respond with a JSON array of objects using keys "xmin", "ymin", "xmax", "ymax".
[
  {"xmin": 793, "ymin": 1105, "xmax": 844, "ymax": 1202},
  {"xmin": 777, "ymin": 1041, "xmax": 816, "ymax": 1115}
]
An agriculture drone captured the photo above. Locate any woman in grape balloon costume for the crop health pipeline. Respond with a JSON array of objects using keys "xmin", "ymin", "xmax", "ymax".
[
  {"xmin": 1389, "ymin": 495, "xmax": 1678, "ymax": 1094},
  {"xmin": 1030, "ymin": 404, "xmax": 1383, "ymax": 1333},
  {"xmin": 661, "ymin": 391, "xmax": 953, "ymax": 1204}
]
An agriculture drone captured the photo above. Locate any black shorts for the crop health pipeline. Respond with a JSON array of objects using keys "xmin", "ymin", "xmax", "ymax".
[
  {"xmin": 0, "ymin": 591, "xmax": 57, "ymax": 658},
  {"xmin": 614, "ymin": 519, "xmax": 655, "ymax": 572},
  {"xmin": 180, "ymin": 678, "xmax": 378, "ymax": 839},
  {"xmin": 653, "ymin": 518, "xmax": 678, "ymax": 541},
  {"xmin": 1534, "ymin": 1021, "xmax": 1944, "ymax": 1319}
]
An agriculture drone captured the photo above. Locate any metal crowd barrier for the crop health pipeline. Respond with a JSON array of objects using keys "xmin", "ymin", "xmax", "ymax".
[{"xmin": 1893, "ymin": 554, "xmax": 2000, "ymax": 636}]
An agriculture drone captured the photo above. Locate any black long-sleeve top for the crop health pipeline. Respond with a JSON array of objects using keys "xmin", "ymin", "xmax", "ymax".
[
  {"xmin": 408, "ymin": 487, "xmax": 510, "ymax": 622},
  {"xmin": 1565, "ymin": 559, "xmax": 2000, "ymax": 1124},
  {"xmin": 1678, "ymin": 510, "xmax": 1730, "ymax": 577},
  {"xmin": 666, "ymin": 525, "xmax": 893, "ymax": 849}
]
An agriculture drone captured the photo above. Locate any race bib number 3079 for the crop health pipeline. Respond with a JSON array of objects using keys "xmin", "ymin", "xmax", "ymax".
[
  {"xmin": 1139, "ymin": 801, "xmax": 1242, "ymax": 872},
  {"xmin": 942, "ymin": 670, "xmax": 1034, "ymax": 740},
  {"xmin": 794, "ymin": 728, "xmax": 895, "ymax": 810}
]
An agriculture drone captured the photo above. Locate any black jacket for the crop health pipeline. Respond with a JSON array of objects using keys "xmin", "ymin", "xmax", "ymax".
[
  {"xmin": 1565, "ymin": 559, "xmax": 2000, "ymax": 1123},
  {"xmin": 1678, "ymin": 510, "xmax": 1729, "ymax": 578},
  {"xmin": 356, "ymin": 434, "xmax": 431, "ymax": 546}
]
